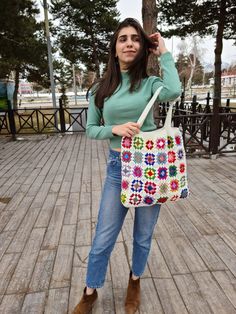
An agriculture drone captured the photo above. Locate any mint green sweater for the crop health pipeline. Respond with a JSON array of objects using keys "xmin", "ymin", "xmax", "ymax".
[{"xmin": 86, "ymin": 52, "xmax": 181, "ymax": 149}]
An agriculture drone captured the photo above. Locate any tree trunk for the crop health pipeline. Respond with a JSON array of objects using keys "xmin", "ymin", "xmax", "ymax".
[
  {"xmin": 142, "ymin": 0, "xmax": 160, "ymax": 125},
  {"xmin": 186, "ymin": 53, "xmax": 196, "ymax": 90},
  {"xmin": 13, "ymin": 68, "xmax": 20, "ymax": 109},
  {"xmin": 88, "ymin": 18, "xmax": 100, "ymax": 78},
  {"xmin": 210, "ymin": 0, "xmax": 226, "ymax": 154},
  {"xmin": 142, "ymin": 0, "xmax": 159, "ymax": 76}
]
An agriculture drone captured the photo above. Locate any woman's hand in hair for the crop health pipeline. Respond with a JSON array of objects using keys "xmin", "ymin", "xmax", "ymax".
[
  {"xmin": 149, "ymin": 32, "xmax": 168, "ymax": 56},
  {"xmin": 112, "ymin": 122, "xmax": 140, "ymax": 137}
]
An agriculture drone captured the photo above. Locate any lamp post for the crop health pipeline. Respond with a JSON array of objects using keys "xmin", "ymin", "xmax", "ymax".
[
  {"xmin": 72, "ymin": 64, "xmax": 77, "ymax": 106},
  {"xmin": 43, "ymin": 0, "xmax": 58, "ymax": 126}
]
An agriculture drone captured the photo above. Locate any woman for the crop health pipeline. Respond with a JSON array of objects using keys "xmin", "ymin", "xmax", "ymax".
[{"xmin": 72, "ymin": 18, "xmax": 181, "ymax": 314}]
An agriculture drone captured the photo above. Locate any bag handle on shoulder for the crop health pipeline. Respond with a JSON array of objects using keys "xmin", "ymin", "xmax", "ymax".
[{"xmin": 137, "ymin": 86, "xmax": 173, "ymax": 129}]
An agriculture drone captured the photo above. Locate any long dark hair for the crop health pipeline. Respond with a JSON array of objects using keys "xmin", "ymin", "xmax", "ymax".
[{"xmin": 89, "ymin": 18, "xmax": 156, "ymax": 109}]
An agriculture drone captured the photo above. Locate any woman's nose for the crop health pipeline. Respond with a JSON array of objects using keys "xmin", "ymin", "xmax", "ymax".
[{"xmin": 126, "ymin": 38, "xmax": 133, "ymax": 47}]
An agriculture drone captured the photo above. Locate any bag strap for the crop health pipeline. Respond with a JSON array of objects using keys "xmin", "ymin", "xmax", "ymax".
[{"xmin": 137, "ymin": 86, "xmax": 173, "ymax": 129}]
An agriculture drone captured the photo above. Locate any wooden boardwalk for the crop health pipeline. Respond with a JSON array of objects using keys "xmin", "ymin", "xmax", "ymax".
[{"xmin": 0, "ymin": 134, "xmax": 236, "ymax": 314}]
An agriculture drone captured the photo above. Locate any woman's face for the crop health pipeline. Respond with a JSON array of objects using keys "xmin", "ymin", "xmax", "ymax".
[{"xmin": 115, "ymin": 26, "xmax": 141, "ymax": 71}]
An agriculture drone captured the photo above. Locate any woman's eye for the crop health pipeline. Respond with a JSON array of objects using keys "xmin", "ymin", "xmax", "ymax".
[
  {"xmin": 132, "ymin": 36, "xmax": 140, "ymax": 42},
  {"xmin": 118, "ymin": 37, "xmax": 126, "ymax": 42}
]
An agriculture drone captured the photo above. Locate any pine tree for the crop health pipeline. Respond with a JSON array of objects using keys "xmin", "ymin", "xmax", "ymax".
[
  {"xmin": 158, "ymin": 0, "xmax": 236, "ymax": 108},
  {"xmin": 158, "ymin": 0, "xmax": 236, "ymax": 152},
  {"xmin": 51, "ymin": 0, "xmax": 119, "ymax": 78},
  {"xmin": 0, "ymin": 0, "xmax": 49, "ymax": 108}
]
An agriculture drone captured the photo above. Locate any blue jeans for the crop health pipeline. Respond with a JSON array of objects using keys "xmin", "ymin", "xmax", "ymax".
[{"xmin": 86, "ymin": 149, "xmax": 161, "ymax": 288}]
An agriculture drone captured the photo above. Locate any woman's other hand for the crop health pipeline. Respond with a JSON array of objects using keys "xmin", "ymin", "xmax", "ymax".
[
  {"xmin": 112, "ymin": 122, "xmax": 140, "ymax": 137},
  {"xmin": 149, "ymin": 32, "xmax": 168, "ymax": 56}
]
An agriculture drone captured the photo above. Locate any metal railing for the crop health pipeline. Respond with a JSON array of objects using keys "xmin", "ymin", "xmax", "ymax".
[{"xmin": 1, "ymin": 94, "xmax": 236, "ymax": 157}]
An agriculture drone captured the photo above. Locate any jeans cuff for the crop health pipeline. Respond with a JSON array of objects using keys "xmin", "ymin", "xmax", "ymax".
[
  {"xmin": 131, "ymin": 269, "xmax": 142, "ymax": 278},
  {"xmin": 86, "ymin": 282, "xmax": 104, "ymax": 289}
]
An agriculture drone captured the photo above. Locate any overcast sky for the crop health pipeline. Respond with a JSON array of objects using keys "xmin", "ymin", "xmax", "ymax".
[
  {"xmin": 38, "ymin": 0, "xmax": 236, "ymax": 66},
  {"xmin": 117, "ymin": 0, "xmax": 236, "ymax": 66}
]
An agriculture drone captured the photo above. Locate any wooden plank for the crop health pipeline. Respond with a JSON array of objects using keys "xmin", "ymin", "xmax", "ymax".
[
  {"xmin": 76, "ymin": 219, "xmax": 91, "ymax": 246},
  {"xmin": 161, "ymin": 207, "xmax": 188, "ymax": 238},
  {"xmin": 3, "ymin": 192, "xmax": 25, "ymax": 212},
  {"xmin": 212, "ymin": 270, "xmax": 236, "ymax": 309},
  {"xmin": 6, "ymin": 228, "xmax": 45, "ymax": 294},
  {"xmin": 42, "ymin": 204, "xmax": 67, "ymax": 250},
  {"xmin": 110, "ymin": 242, "xmax": 129, "ymax": 314},
  {"xmin": 180, "ymin": 199, "xmax": 217, "ymax": 236},
  {"xmin": 148, "ymin": 239, "xmax": 172, "ymax": 278},
  {"xmin": 0, "ymin": 208, "xmax": 14, "ymax": 232},
  {"xmin": 219, "ymin": 231, "xmax": 236, "ymax": 254},
  {"xmin": 4, "ymin": 195, "xmax": 34, "ymax": 231},
  {"xmin": 44, "ymin": 287, "xmax": 69, "ymax": 314},
  {"xmin": 60, "ymin": 224, "xmax": 76, "ymax": 245},
  {"xmin": 0, "ymin": 293, "xmax": 25, "ymax": 314},
  {"xmin": 205, "ymin": 234, "xmax": 236, "ymax": 277},
  {"xmin": 0, "ymin": 253, "xmax": 21, "ymax": 295},
  {"xmin": 6, "ymin": 207, "xmax": 42, "ymax": 253},
  {"xmin": 30, "ymin": 182, "xmax": 54, "ymax": 209},
  {"xmin": 70, "ymin": 170, "xmax": 83, "ymax": 193},
  {"xmin": 73, "ymin": 246, "xmax": 90, "ymax": 268},
  {"xmin": 78, "ymin": 203, "xmax": 91, "ymax": 220},
  {"xmin": 156, "ymin": 223, "xmax": 189, "ymax": 275},
  {"xmin": 139, "ymin": 278, "xmax": 164, "ymax": 314},
  {"xmin": 91, "ymin": 157, "xmax": 102, "ymax": 191},
  {"xmin": 27, "ymin": 175, "xmax": 46, "ymax": 197},
  {"xmin": 203, "ymin": 213, "xmax": 235, "ymax": 234},
  {"xmin": 50, "ymin": 244, "xmax": 74, "ymax": 289},
  {"xmin": 193, "ymin": 271, "xmax": 236, "ymax": 314},
  {"xmin": 192, "ymin": 237, "xmax": 227, "ymax": 271},
  {"xmin": 34, "ymin": 193, "xmax": 58, "ymax": 228},
  {"xmin": 60, "ymin": 180, "xmax": 72, "ymax": 194},
  {"xmin": 173, "ymin": 236, "xmax": 208, "ymax": 272},
  {"xmin": 173, "ymin": 273, "xmax": 212, "ymax": 314},
  {"xmin": 21, "ymin": 292, "xmax": 46, "ymax": 314},
  {"xmin": 63, "ymin": 192, "xmax": 80, "ymax": 225},
  {"xmin": 28, "ymin": 249, "xmax": 56, "ymax": 292},
  {"xmin": 174, "ymin": 215, "xmax": 203, "ymax": 243},
  {"xmin": 154, "ymin": 278, "xmax": 188, "ymax": 314},
  {"xmin": 0, "ymin": 231, "xmax": 15, "ymax": 260}
]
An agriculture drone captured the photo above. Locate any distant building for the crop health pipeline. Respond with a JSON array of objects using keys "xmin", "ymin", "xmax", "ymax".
[
  {"xmin": 209, "ymin": 73, "xmax": 236, "ymax": 86},
  {"xmin": 18, "ymin": 81, "xmax": 33, "ymax": 94}
]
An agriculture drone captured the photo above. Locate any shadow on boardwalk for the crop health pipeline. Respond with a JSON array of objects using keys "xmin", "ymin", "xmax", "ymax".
[{"xmin": 0, "ymin": 134, "xmax": 236, "ymax": 314}]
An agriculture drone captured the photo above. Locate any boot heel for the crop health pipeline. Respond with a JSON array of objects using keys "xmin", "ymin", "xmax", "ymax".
[
  {"xmin": 125, "ymin": 271, "xmax": 140, "ymax": 314},
  {"xmin": 72, "ymin": 287, "xmax": 98, "ymax": 314}
]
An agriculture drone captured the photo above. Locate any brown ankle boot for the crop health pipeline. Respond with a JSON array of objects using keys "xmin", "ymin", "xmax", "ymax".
[
  {"xmin": 125, "ymin": 271, "xmax": 140, "ymax": 314},
  {"xmin": 72, "ymin": 287, "xmax": 98, "ymax": 314}
]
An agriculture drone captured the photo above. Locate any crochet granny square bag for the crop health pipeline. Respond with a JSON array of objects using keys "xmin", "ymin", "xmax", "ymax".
[{"xmin": 120, "ymin": 86, "xmax": 189, "ymax": 208}]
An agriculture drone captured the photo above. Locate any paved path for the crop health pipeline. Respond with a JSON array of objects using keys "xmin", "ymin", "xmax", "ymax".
[{"xmin": 0, "ymin": 134, "xmax": 236, "ymax": 314}]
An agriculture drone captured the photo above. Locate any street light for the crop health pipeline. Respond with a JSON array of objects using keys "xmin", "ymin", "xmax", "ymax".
[{"xmin": 43, "ymin": 0, "xmax": 58, "ymax": 126}]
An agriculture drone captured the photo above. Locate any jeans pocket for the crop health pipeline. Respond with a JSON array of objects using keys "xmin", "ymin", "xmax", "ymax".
[{"xmin": 107, "ymin": 156, "xmax": 121, "ymax": 177}]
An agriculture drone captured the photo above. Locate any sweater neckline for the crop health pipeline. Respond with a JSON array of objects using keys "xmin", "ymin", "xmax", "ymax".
[{"xmin": 121, "ymin": 71, "xmax": 130, "ymax": 80}]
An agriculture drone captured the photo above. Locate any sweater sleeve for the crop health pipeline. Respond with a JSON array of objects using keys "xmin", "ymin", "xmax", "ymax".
[
  {"xmin": 86, "ymin": 93, "xmax": 115, "ymax": 140},
  {"xmin": 152, "ymin": 52, "xmax": 182, "ymax": 102}
]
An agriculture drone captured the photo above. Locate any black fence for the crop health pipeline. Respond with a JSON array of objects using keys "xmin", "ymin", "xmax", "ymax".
[{"xmin": 1, "ymin": 94, "xmax": 236, "ymax": 157}]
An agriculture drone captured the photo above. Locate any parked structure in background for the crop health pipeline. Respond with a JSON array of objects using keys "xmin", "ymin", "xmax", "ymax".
[
  {"xmin": 18, "ymin": 81, "xmax": 33, "ymax": 95},
  {"xmin": 210, "ymin": 73, "xmax": 236, "ymax": 87}
]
